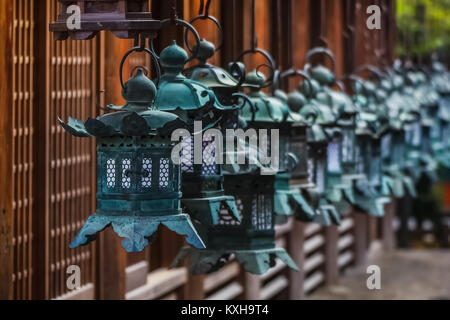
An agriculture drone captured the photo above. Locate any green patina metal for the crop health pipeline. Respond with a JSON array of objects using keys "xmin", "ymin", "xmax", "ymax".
[
  {"xmin": 151, "ymin": 42, "xmax": 243, "ymax": 246},
  {"xmin": 382, "ymin": 71, "xmax": 418, "ymax": 198},
  {"xmin": 172, "ymin": 172, "xmax": 298, "ymax": 275},
  {"xmin": 431, "ymin": 61, "xmax": 450, "ymax": 176},
  {"xmin": 351, "ymin": 75, "xmax": 392, "ymax": 216},
  {"xmin": 241, "ymin": 70, "xmax": 314, "ymax": 223},
  {"xmin": 172, "ymin": 64, "xmax": 300, "ymax": 274},
  {"xmin": 283, "ymin": 75, "xmax": 343, "ymax": 225},
  {"xmin": 59, "ymin": 64, "xmax": 205, "ymax": 253},
  {"xmin": 302, "ymin": 48, "xmax": 359, "ymax": 217}
]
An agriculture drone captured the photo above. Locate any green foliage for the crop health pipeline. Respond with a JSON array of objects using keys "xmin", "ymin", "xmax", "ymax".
[{"xmin": 396, "ymin": 0, "xmax": 450, "ymax": 59}]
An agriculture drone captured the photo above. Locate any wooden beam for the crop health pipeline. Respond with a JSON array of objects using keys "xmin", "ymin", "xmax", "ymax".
[
  {"xmin": 97, "ymin": 33, "xmax": 130, "ymax": 300},
  {"xmin": 0, "ymin": 0, "xmax": 14, "ymax": 300}
]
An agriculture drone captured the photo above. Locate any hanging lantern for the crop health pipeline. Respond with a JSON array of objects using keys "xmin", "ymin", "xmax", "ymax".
[
  {"xmin": 274, "ymin": 69, "xmax": 330, "ymax": 224},
  {"xmin": 382, "ymin": 72, "xmax": 417, "ymax": 198},
  {"xmin": 431, "ymin": 60, "xmax": 450, "ymax": 171},
  {"xmin": 50, "ymin": 0, "xmax": 161, "ymax": 40},
  {"xmin": 239, "ymin": 66, "xmax": 315, "ymax": 225},
  {"xmin": 303, "ymin": 47, "xmax": 357, "ymax": 217},
  {"xmin": 152, "ymin": 28, "xmax": 243, "ymax": 245},
  {"xmin": 171, "ymin": 66, "xmax": 299, "ymax": 275},
  {"xmin": 350, "ymin": 74, "xmax": 391, "ymax": 216},
  {"xmin": 58, "ymin": 46, "xmax": 205, "ymax": 252},
  {"xmin": 291, "ymin": 73, "xmax": 343, "ymax": 226},
  {"xmin": 402, "ymin": 71, "xmax": 437, "ymax": 183}
]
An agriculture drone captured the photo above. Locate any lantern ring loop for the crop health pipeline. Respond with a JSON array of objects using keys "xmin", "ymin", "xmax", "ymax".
[
  {"xmin": 236, "ymin": 48, "xmax": 277, "ymax": 89},
  {"xmin": 343, "ymin": 75, "xmax": 370, "ymax": 97},
  {"xmin": 232, "ymin": 93, "xmax": 256, "ymax": 112},
  {"xmin": 304, "ymin": 47, "xmax": 336, "ymax": 75},
  {"xmin": 119, "ymin": 46, "xmax": 162, "ymax": 90},
  {"xmin": 278, "ymin": 69, "xmax": 314, "ymax": 98},
  {"xmin": 159, "ymin": 18, "xmax": 201, "ymax": 63},
  {"xmin": 184, "ymin": 15, "xmax": 223, "ymax": 52}
]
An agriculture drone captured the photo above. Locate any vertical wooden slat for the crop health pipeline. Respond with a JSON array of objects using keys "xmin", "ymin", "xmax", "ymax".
[
  {"xmin": 0, "ymin": 0, "xmax": 14, "ymax": 300},
  {"xmin": 240, "ymin": 271, "xmax": 261, "ymax": 300},
  {"xmin": 288, "ymin": 221, "xmax": 305, "ymax": 300},
  {"xmin": 324, "ymin": 226, "xmax": 339, "ymax": 285},
  {"xmin": 382, "ymin": 198, "xmax": 396, "ymax": 251},
  {"xmin": 353, "ymin": 212, "xmax": 368, "ymax": 265},
  {"xmin": 34, "ymin": 0, "xmax": 51, "ymax": 300}
]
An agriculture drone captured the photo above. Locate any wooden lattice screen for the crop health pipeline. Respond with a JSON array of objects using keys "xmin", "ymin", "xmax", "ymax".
[
  {"xmin": 12, "ymin": 0, "xmax": 35, "ymax": 300},
  {"xmin": 9, "ymin": 0, "xmax": 100, "ymax": 300}
]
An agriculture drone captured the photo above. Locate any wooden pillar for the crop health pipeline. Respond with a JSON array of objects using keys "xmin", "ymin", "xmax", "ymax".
[
  {"xmin": 97, "ymin": 33, "xmax": 130, "ymax": 300},
  {"xmin": 324, "ymin": 226, "xmax": 339, "ymax": 285},
  {"xmin": 241, "ymin": 271, "xmax": 261, "ymax": 300},
  {"xmin": 382, "ymin": 198, "xmax": 396, "ymax": 251},
  {"xmin": 288, "ymin": 221, "xmax": 305, "ymax": 300},
  {"xmin": 397, "ymin": 195, "xmax": 412, "ymax": 248},
  {"xmin": 353, "ymin": 211, "xmax": 368, "ymax": 266},
  {"xmin": 183, "ymin": 273, "xmax": 205, "ymax": 300},
  {"xmin": 0, "ymin": 0, "xmax": 14, "ymax": 300}
]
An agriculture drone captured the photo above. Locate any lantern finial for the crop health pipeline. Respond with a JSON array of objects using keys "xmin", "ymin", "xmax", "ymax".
[
  {"xmin": 120, "ymin": 69, "xmax": 157, "ymax": 111},
  {"xmin": 160, "ymin": 42, "xmax": 189, "ymax": 75}
]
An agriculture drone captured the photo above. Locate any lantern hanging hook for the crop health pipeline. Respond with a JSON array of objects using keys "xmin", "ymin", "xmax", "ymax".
[
  {"xmin": 154, "ymin": 18, "xmax": 202, "ymax": 63},
  {"xmin": 235, "ymin": 48, "xmax": 277, "ymax": 89},
  {"xmin": 341, "ymin": 74, "xmax": 369, "ymax": 97},
  {"xmin": 277, "ymin": 69, "xmax": 314, "ymax": 99},
  {"xmin": 184, "ymin": 0, "xmax": 224, "ymax": 52},
  {"xmin": 354, "ymin": 65, "xmax": 387, "ymax": 83},
  {"xmin": 119, "ymin": 44, "xmax": 162, "ymax": 89},
  {"xmin": 304, "ymin": 47, "xmax": 337, "ymax": 75}
]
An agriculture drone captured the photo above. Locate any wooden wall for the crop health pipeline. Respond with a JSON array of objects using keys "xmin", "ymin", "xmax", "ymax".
[{"xmin": 0, "ymin": 0, "xmax": 396, "ymax": 300}]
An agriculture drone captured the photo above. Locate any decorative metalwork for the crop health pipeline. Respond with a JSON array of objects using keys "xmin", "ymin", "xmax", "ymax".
[{"xmin": 59, "ymin": 46, "xmax": 205, "ymax": 252}]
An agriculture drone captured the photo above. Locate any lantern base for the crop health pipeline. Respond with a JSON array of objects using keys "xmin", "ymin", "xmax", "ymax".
[
  {"xmin": 182, "ymin": 196, "xmax": 241, "ymax": 227},
  {"xmin": 274, "ymin": 187, "xmax": 315, "ymax": 225},
  {"xmin": 70, "ymin": 213, "xmax": 205, "ymax": 253},
  {"xmin": 171, "ymin": 247, "xmax": 299, "ymax": 275},
  {"xmin": 382, "ymin": 169, "xmax": 417, "ymax": 198},
  {"xmin": 326, "ymin": 183, "xmax": 355, "ymax": 204}
]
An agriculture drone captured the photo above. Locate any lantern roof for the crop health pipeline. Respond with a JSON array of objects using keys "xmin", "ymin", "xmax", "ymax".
[
  {"xmin": 240, "ymin": 71, "xmax": 292, "ymax": 124},
  {"xmin": 59, "ymin": 69, "xmax": 186, "ymax": 138},
  {"xmin": 184, "ymin": 40, "xmax": 240, "ymax": 89},
  {"xmin": 154, "ymin": 42, "xmax": 229, "ymax": 113}
]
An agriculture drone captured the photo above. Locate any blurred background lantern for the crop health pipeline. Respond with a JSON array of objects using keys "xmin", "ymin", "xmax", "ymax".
[
  {"xmin": 171, "ymin": 63, "xmax": 299, "ymax": 275},
  {"xmin": 431, "ymin": 60, "xmax": 450, "ymax": 173},
  {"xmin": 58, "ymin": 46, "xmax": 205, "ymax": 252},
  {"xmin": 273, "ymin": 69, "xmax": 321, "ymax": 223},
  {"xmin": 287, "ymin": 69, "xmax": 342, "ymax": 226},
  {"xmin": 349, "ymin": 73, "xmax": 391, "ymax": 216},
  {"xmin": 303, "ymin": 47, "xmax": 357, "ymax": 218},
  {"xmin": 153, "ymin": 33, "xmax": 243, "ymax": 245}
]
